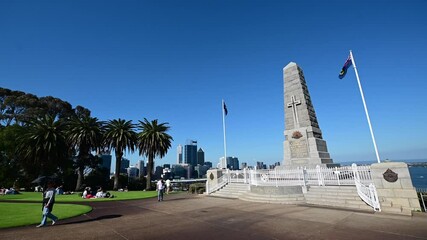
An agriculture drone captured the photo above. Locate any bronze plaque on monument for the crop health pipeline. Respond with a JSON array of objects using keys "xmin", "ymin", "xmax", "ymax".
[{"xmin": 383, "ymin": 168, "xmax": 398, "ymax": 182}]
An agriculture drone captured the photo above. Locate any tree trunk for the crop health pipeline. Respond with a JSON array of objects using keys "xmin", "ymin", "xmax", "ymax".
[
  {"xmin": 75, "ymin": 166, "xmax": 84, "ymax": 191},
  {"xmin": 114, "ymin": 150, "xmax": 123, "ymax": 190},
  {"xmin": 145, "ymin": 154, "xmax": 154, "ymax": 190}
]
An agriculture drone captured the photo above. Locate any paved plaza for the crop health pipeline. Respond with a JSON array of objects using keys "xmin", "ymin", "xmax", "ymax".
[{"xmin": 1, "ymin": 193, "xmax": 427, "ymax": 240}]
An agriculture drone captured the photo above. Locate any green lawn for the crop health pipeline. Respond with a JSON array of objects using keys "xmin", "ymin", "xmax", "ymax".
[
  {"xmin": 0, "ymin": 191, "xmax": 158, "ymax": 228},
  {"xmin": 0, "ymin": 203, "xmax": 92, "ymax": 228},
  {"xmin": 0, "ymin": 190, "xmax": 158, "ymax": 202}
]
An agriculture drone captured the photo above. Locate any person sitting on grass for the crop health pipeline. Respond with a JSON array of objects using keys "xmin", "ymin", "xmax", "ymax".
[{"xmin": 82, "ymin": 187, "xmax": 95, "ymax": 199}]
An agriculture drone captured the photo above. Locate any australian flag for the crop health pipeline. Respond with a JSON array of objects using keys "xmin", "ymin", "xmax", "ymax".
[
  {"xmin": 223, "ymin": 101, "xmax": 228, "ymax": 116},
  {"xmin": 339, "ymin": 55, "xmax": 353, "ymax": 79}
]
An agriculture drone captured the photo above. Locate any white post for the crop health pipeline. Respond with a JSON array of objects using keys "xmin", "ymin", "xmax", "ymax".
[
  {"xmin": 349, "ymin": 50, "xmax": 381, "ymax": 164},
  {"xmin": 275, "ymin": 168, "xmax": 278, "ymax": 187},
  {"xmin": 222, "ymin": 100, "xmax": 227, "ymax": 167}
]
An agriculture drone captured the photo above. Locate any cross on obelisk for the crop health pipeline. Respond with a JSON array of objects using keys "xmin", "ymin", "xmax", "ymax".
[{"xmin": 287, "ymin": 95, "xmax": 301, "ymax": 128}]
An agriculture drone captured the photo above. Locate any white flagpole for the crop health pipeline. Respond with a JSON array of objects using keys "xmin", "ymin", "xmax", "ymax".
[
  {"xmin": 349, "ymin": 50, "xmax": 381, "ymax": 163},
  {"xmin": 222, "ymin": 100, "xmax": 227, "ymax": 168}
]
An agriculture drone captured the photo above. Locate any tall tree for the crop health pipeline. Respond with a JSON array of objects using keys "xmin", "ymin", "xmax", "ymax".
[
  {"xmin": 67, "ymin": 115, "xmax": 104, "ymax": 191},
  {"xmin": 137, "ymin": 118, "xmax": 172, "ymax": 190},
  {"xmin": 17, "ymin": 115, "xmax": 69, "ymax": 177},
  {"xmin": 104, "ymin": 119, "xmax": 136, "ymax": 190}
]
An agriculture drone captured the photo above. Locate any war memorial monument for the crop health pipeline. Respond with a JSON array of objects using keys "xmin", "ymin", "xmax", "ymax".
[
  {"xmin": 282, "ymin": 62, "xmax": 335, "ymax": 168},
  {"xmin": 207, "ymin": 62, "xmax": 422, "ymax": 216}
]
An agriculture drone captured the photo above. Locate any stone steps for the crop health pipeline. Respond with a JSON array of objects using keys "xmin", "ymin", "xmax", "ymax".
[
  {"xmin": 209, "ymin": 183, "xmax": 250, "ymax": 199},
  {"xmin": 304, "ymin": 186, "xmax": 374, "ymax": 211},
  {"xmin": 240, "ymin": 191, "xmax": 305, "ymax": 204}
]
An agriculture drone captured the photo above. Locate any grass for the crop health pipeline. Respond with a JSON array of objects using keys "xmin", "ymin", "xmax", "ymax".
[
  {"xmin": 0, "ymin": 203, "xmax": 92, "ymax": 228},
  {"xmin": 0, "ymin": 190, "xmax": 158, "ymax": 202},
  {"xmin": 0, "ymin": 191, "xmax": 159, "ymax": 228}
]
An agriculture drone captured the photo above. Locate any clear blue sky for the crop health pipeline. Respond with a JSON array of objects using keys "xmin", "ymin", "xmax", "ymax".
[{"xmin": 1, "ymin": 0, "xmax": 426, "ymax": 168}]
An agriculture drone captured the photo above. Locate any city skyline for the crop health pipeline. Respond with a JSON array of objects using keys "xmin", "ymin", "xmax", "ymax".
[{"xmin": 1, "ymin": 1, "xmax": 426, "ymax": 170}]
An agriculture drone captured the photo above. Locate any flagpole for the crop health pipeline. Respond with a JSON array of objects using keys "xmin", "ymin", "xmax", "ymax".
[
  {"xmin": 349, "ymin": 50, "xmax": 381, "ymax": 163},
  {"xmin": 222, "ymin": 100, "xmax": 227, "ymax": 168}
]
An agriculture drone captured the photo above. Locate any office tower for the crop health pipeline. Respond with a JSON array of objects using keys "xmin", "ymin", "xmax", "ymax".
[
  {"xmin": 127, "ymin": 166, "xmax": 139, "ymax": 179},
  {"xmin": 184, "ymin": 140, "xmax": 197, "ymax": 166},
  {"xmin": 204, "ymin": 161, "xmax": 213, "ymax": 169},
  {"xmin": 177, "ymin": 144, "xmax": 183, "ymax": 164},
  {"xmin": 99, "ymin": 154, "xmax": 112, "ymax": 173},
  {"xmin": 136, "ymin": 160, "xmax": 145, "ymax": 178},
  {"xmin": 121, "ymin": 158, "xmax": 130, "ymax": 174},
  {"xmin": 197, "ymin": 148, "xmax": 205, "ymax": 165},
  {"xmin": 230, "ymin": 157, "xmax": 239, "ymax": 170}
]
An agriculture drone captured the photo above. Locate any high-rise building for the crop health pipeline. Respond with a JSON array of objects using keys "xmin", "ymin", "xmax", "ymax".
[
  {"xmin": 136, "ymin": 160, "xmax": 145, "ymax": 178},
  {"xmin": 127, "ymin": 166, "xmax": 139, "ymax": 179},
  {"xmin": 229, "ymin": 157, "xmax": 239, "ymax": 170},
  {"xmin": 194, "ymin": 165, "xmax": 209, "ymax": 178},
  {"xmin": 218, "ymin": 156, "xmax": 239, "ymax": 170},
  {"xmin": 171, "ymin": 164, "xmax": 186, "ymax": 179},
  {"xmin": 241, "ymin": 162, "xmax": 248, "ymax": 169},
  {"xmin": 155, "ymin": 166, "xmax": 163, "ymax": 180},
  {"xmin": 99, "ymin": 154, "xmax": 112, "ymax": 173},
  {"xmin": 197, "ymin": 148, "xmax": 205, "ymax": 165},
  {"xmin": 204, "ymin": 161, "xmax": 213, "ymax": 169},
  {"xmin": 177, "ymin": 144, "xmax": 183, "ymax": 164},
  {"xmin": 121, "ymin": 158, "xmax": 130, "ymax": 174},
  {"xmin": 184, "ymin": 140, "xmax": 197, "ymax": 166}
]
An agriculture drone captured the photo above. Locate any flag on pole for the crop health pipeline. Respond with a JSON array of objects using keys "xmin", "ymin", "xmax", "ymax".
[
  {"xmin": 223, "ymin": 101, "xmax": 228, "ymax": 116},
  {"xmin": 339, "ymin": 55, "xmax": 353, "ymax": 79}
]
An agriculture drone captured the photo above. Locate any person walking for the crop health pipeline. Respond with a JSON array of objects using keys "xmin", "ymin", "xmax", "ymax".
[
  {"xmin": 36, "ymin": 181, "xmax": 58, "ymax": 227},
  {"xmin": 165, "ymin": 179, "xmax": 171, "ymax": 194},
  {"xmin": 156, "ymin": 179, "xmax": 164, "ymax": 201}
]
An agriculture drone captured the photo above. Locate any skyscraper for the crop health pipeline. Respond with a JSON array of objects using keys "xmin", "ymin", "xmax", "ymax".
[
  {"xmin": 184, "ymin": 140, "xmax": 197, "ymax": 166},
  {"xmin": 177, "ymin": 144, "xmax": 183, "ymax": 164},
  {"xmin": 121, "ymin": 158, "xmax": 130, "ymax": 174},
  {"xmin": 197, "ymin": 148, "xmax": 205, "ymax": 165},
  {"xmin": 136, "ymin": 160, "xmax": 145, "ymax": 178}
]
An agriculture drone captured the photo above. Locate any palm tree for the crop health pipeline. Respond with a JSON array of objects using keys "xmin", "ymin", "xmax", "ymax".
[
  {"xmin": 67, "ymin": 115, "xmax": 104, "ymax": 191},
  {"xmin": 104, "ymin": 119, "xmax": 136, "ymax": 190},
  {"xmin": 137, "ymin": 118, "xmax": 172, "ymax": 190},
  {"xmin": 18, "ymin": 115, "xmax": 69, "ymax": 177}
]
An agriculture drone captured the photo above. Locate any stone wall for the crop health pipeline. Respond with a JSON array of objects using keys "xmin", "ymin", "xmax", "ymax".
[{"xmin": 371, "ymin": 162, "xmax": 421, "ymax": 215}]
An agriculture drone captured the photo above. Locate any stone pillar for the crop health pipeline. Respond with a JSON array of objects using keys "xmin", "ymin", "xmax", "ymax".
[
  {"xmin": 206, "ymin": 169, "xmax": 223, "ymax": 194},
  {"xmin": 371, "ymin": 162, "xmax": 421, "ymax": 215}
]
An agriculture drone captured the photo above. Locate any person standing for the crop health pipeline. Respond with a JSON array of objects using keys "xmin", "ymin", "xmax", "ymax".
[
  {"xmin": 156, "ymin": 179, "xmax": 164, "ymax": 201},
  {"xmin": 165, "ymin": 179, "xmax": 171, "ymax": 194},
  {"xmin": 36, "ymin": 181, "xmax": 58, "ymax": 227}
]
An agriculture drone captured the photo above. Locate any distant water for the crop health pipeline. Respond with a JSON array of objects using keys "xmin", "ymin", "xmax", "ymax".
[
  {"xmin": 339, "ymin": 159, "xmax": 427, "ymax": 189},
  {"xmin": 409, "ymin": 167, "xmax": 427, "ymax": 189}
]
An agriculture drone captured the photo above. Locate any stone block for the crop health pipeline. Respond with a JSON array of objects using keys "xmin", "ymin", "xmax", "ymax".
[
  {"xmin": 382, "ymin": 179, "xmax": 402, "ymax": 189},
  {"xmin": 389, "ymin": 198, "xmax": 410, "ymax": 208},
  {"xmin": 409, "ymin": 198, "xmax": 422, "ymax": 210},
  {"xmin": 377, "ymin": 189, "xmax": 395, "ymax": 197},
  {"xmin": 393, "ymin": 189, "xmax": 418, "ymax": 199},
  {"xmin": 372, "ymin": 178, "xmax": 384, "ymax": 188},
  {"xmin": 400, "ymin": 178, "xmax": 415, "ymax": 188}
]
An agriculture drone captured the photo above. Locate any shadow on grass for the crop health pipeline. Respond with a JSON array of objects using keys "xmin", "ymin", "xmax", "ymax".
[{"xmin": 62, "ymin": 214, "xmax": 122, "ymax": 225}]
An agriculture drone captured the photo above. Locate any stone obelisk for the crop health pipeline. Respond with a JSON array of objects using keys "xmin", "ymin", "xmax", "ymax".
[{"xmin": 283, "ymin": 62, "xmax": 335, "ymax": 168}]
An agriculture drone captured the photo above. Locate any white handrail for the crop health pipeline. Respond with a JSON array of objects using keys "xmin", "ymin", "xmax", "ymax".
[{"xmin": 207, "ymin": 164, "xmax": 380, "ymax": 211}]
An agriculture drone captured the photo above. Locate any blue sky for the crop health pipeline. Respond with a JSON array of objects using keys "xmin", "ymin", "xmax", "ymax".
[{"xmin": 1, "ymin": 0, "xmax": 426, "ymax": 168}]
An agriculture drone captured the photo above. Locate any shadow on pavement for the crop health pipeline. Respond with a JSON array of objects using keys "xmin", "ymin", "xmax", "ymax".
[{"xmin": 62, "ymin": 214, "xmax": 122, "ymax": 225}]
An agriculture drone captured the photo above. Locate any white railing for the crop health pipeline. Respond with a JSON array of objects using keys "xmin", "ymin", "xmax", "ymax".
[
  {"xmin": 352, "ymin": 163, "xmax": 381, "ymax": 211},
  {"xmin": 247, "ymin": 164, "xmax": 373, "ymax": 187},
  {"xmin": 207, "ymin": 164, "xmax": 380, "ymax": 211}
]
